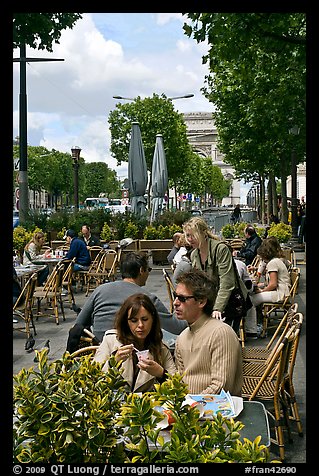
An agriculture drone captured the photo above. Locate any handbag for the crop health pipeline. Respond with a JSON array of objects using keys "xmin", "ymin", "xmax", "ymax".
[{"xmin": 213, "ymin": 243, "xmax": 252, "ymax": 321}]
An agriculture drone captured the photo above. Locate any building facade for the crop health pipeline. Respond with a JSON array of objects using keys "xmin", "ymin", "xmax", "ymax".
[{"xmin": 182, "ymin": 112, "xmax": 241, "ymax": 206}]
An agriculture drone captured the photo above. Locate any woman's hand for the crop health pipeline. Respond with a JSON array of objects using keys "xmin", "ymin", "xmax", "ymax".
[
  {"xmin": 115, "ymin": 344, "xmax": 134, "ymax": 363},
  {"xmin": 137, "ymin": 358, "xmax": 164, "ymax": 378},
  {"xmin": 212, "ymin": 310, "xmax": 224, "ymax": 320}
]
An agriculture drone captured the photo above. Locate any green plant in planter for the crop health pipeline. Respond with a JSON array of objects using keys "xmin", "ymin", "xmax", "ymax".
[
  {"xmin": 100, "ymin": 222, "xmax": 113, "ymax": 242},
  {"xmin": 143, "ymin": 226, "xmax": 158, "ymax": 239},
  {"xmin": 221, "ymin": 224, "xmax": 235, "ymax": 239},
  {"xmin": 117, "ymin": 373, "xmax": 276, "ymax": 463},
  {"xmin": 13, "ymin": 351, "xmax": 128, "ymax": 463},
  {"xmin": 267, "ymin": 223, "xmax": 292, "ymax": 244},
  {"xmin": 14, "ymin": 354, "xmax": 278, "ymax": 464},
  {"xmin": 124, "ymin": 221, "xmax": 139, "ymax": 239}
]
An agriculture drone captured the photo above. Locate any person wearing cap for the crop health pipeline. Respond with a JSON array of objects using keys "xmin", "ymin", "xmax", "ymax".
[{"xmin": 63, "ymin": 229, "xmax": 91, "ymax": 271}]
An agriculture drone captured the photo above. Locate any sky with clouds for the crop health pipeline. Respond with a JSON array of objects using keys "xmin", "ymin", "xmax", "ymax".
[{"xmin": 13, "ymin": 13, "xmax": 251, "ymax": 200}]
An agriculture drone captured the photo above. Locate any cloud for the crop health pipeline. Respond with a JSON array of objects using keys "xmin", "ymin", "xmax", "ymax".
[{"xmin": 13, "ymin": 13, "xmax": 213, "ymax": 179}]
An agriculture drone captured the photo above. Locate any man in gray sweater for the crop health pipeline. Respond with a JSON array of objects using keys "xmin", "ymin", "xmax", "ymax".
[{"xmin": 75, "ymin": 252, "xmax": 187, "ymax": 342}]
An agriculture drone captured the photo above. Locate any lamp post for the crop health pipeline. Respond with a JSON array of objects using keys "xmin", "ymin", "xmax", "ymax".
[
  {"xmin": 113, "ymin": 94, "xmax": 194, "ymax": 101},
  {"xmin": 289, "ymin": 125, "xmax": 300, "ymax": 241},
  {"xmin": 71, "ymin": 146, "xmax": 81, "ymax": 212}
]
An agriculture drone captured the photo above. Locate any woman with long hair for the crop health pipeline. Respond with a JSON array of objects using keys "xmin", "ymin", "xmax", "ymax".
[
  {"xmin": 94, "ymin": 293, "xmax": 177, "ymax": 393},
  {"xmin": 182, "ymin": 216, "xmax": 248, "ymax": 333},
  {"xmin": 23, "ymin": 231, "xmax": 50, "ymax": 285}
]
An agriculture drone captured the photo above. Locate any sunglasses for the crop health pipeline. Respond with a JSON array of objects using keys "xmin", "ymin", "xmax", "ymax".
[{"xmin": 173, "ymin": 292, "xmax": 196, "ymax": 303}]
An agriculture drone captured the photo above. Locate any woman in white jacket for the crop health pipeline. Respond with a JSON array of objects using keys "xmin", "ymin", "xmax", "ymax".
[{"xmin": 94, "ymin": 293, "xmax": 177, "ymax": 393}]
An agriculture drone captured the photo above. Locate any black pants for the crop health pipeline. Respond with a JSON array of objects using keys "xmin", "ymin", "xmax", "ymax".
[{"xmin": 224, "ymin": 315, "xmax": 242, "ymax": 334}]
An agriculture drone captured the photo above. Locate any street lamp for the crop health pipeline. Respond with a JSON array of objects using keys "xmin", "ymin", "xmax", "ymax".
[
  {"xmin": 289, "ymin": 125, "xmax": 300, "ymax": 241},
  {"xmin": 71, "ymin": 146, "xmax": 81, "ymax": 212},
  {"xmin": 113, "ymin": 94, "xmax": 194, "ymax": 101}
]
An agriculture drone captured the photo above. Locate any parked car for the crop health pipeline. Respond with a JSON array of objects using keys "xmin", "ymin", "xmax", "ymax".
[{"xmin": 13, "ymin": 210, "xmax": 19, "ymax": 228}]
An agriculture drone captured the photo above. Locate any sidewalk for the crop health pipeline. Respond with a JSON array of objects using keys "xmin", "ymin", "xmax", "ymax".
[{"xmin": 13, "ymin": 252, "xmax": 306, "ymax": 463}]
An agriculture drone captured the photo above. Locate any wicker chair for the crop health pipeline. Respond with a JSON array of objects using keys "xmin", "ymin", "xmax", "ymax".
[
  {"xmin": 76, "ymin": 248, "xmax": 105, "ymax": 292},
  {"xmin": 70, "ymin": 345, "xmax": 100, "ymax": 359},
  {"xmin": 85, "ymin": 249, "xmax": 118, "ymax": 296},
  {"xmin": 162, "ymin": 268, "xmax": 175, "ymax": 313},
  {"xmin": 62, "ymin": 258, "xmax": 76, "ymax": 306},
  {"xmin": 242, "ymin": 303, "xmax": 298, "ymax": 362},
  {"xmin": 13, "ymin": 272, "xmax": 38, "ymax": 338},
  {"xmin": 242, "ymin": 322, "xmax": 301, "ymax": 461},
  {"xmin": 33, "ymin": 261, "xmax": 65, "ymax": 325}
]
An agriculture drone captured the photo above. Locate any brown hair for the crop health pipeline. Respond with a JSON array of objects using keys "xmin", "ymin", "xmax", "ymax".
[
  {"xmin": 176, "ymin": 268, "xmax": 218, "ymax": 315},
  {"xmin": 257, "ymin": 236, "xmax": 283, "ymax": 261},
  {"xmin": 114, "ymin": 293, "xmax": 163, "ymax": 364},
  {"xmin": 25, "ymin": 231, "xmax": 46, "ymax": 253}
]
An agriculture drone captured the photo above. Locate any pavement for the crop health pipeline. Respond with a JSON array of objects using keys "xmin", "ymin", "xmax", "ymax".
[{"xmin": 13, "ymin": 251, "xmax": 306, "ymax": 464}]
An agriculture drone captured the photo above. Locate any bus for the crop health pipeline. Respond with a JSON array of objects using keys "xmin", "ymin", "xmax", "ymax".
[{"xmin": 84, "ymin": 197, "xmax": 109, "ymax": 210}]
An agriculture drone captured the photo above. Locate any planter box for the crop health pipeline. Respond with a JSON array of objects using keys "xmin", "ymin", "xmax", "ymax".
[{"xmin": 138, "ymin": 240, "xmax": 172, "ymax": 265}]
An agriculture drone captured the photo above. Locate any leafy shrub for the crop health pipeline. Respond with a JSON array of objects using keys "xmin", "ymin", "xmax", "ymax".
[
  {"xmin": 221, "ymin": 224, "xmax": 235, "ymax": 239},
  {"xmin": 14, "ymin": 353, "xmax": 277, "ymax": 464},
  {"xmin": 100, "ymin": 222, "xmax": 113, "ymax": 242},
  {"xmin": 143, "ymin": 226, "xmax": 159, "ymax": 239},
  {"xmin": 124, "ymin": 221, "xmax": 139, "ymax": 239},
  {"xmin": 267, "ymin": 223, "xmax": 292, "ymax": 243}
]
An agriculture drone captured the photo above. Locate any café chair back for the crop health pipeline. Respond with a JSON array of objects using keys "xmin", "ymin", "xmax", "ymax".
[
  {"xmin": 88, "ymin": 245, "xmax": 103, "ymax": 262},
  {"xmin": 162, "ymin": 268, "xmax": 175, "ymax": 313},
  {"xmin": 33, "ymin": 261, "xmax": 65, "ymax": 325},
  {"xmin": 13, "ymin": 272, "xmax": 38, "ymax": 338},
  {"xmin": 76, "ymin": 248, "xmax": 105, "ymax": 292},
  {"xmin": 62, "ymin": 258, "xmax": 76, "ymax": 306},
  {"xmin": 85, "ymin": 249, "xmax": 118, "ymax": 296},
  {"xmin": 242, "ymin": 303, "xmax": 298, "ymax": 362},
  {"xmin": 70, "ymin": 345, "xmax": 100, "ymax": 359},
  {"xmin": 241, "ymin": 322, "xmax": 300, "ymax": 461}
]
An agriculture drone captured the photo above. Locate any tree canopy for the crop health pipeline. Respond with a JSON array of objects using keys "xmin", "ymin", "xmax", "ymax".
[
  {"xmin": 13, "ymin": 13, "xmax": 83, "ymax": 51},
  {"xmin": 183, "ymin": 13, "xmax": 306, "ymax": 182}
]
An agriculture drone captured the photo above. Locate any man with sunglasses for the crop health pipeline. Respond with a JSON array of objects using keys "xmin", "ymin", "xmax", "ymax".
[
  {"xmin": 174, "ymin": 269, "xmax": 243, "ymax": 396},
  {"xmin": 71, "ymin": 252, "xmax": 187, "ymax": 344}
]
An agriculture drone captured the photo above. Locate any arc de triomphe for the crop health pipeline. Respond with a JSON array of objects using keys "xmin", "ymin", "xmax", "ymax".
[{"xmin": 183, "ymin": 112, "xmax": 240, "ymax": 206}]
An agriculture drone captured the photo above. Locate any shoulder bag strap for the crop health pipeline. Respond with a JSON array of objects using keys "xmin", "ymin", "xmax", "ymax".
[{"xmin": 213, "ymin": 242, "xmax": 241, "ymax": 287}]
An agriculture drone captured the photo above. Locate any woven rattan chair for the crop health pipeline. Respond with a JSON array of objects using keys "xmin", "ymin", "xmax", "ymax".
[
  {"xmin": 70, "ymin": 345, "xmax": 100, "ymax": 358},
  {"xmin": 33, "ymin": 261, "xmax": 65, "ymax": 325},
  {"xmin": 162, "ymin": 268, "xmax": 175, "ymax": 313},
  {"xmin": 76, "ymin": 248, "xmax": 105, "ymax": 292},
  {"xmin": 242, "ymin": 323, "xmax": 300, "ymax": 461},
  {"xmin": 62, "ymin": 258, "xmax": 76, "ymax": 306},
  {"xmin": 85, "ymin": 249, "xmax": 118, "ymax": 296},
  {"xmin": 242, "ymin": 303, "xmax": 298, "ymax": 362},
  {"xmin": 13, "ymin": 272, "xmax": 38, "ymax": 338},
  {"xmin": 260, "ymin": 269, "xmax": 300, "ymax": 338},
  {"xmin": 88, "ymin": 245, "xmax": 103, "ymax": 262}
]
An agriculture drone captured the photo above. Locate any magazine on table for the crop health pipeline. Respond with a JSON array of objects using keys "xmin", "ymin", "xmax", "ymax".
[{"xmin": 187, "ymin": 389, "xmax": 241, "ymax": 419}]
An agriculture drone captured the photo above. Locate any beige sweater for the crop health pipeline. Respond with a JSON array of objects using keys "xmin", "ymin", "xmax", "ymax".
[{"xmin": 174, "ymin": 314, "xmax": 243, "ymax": 396}]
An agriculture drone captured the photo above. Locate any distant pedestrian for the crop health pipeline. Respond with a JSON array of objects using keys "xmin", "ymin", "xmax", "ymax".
[{"xmin": 230, "ymin": 204, "xmax": 242, "ymax": 224}]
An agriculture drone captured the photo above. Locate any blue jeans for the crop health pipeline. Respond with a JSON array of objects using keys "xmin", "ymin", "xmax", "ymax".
[{"xmin": 73, "ymin": 263, "xmax": 90, "ymax": 272}]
